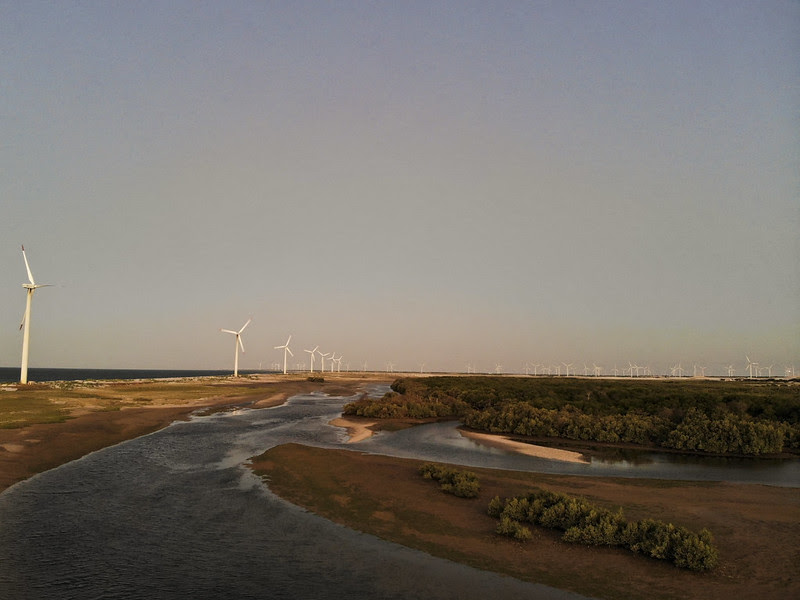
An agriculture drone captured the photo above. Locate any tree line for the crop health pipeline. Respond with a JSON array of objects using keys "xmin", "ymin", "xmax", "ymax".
[{"xmin": 342, "ymin": 376, "xmax": 800, "ymax": 456}]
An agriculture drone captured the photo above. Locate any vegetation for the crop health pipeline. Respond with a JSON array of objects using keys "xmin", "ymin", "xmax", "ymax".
[
  {"xmin": 489, "ymin": 490, "xmax": 719, "ymax": 571},
  {"xmin": 418, "ymin": 463, "xmax": 480, "ymax": 498},
  {"xmin": 253, "ymin": 444, "xmax": 800, "ymax": 599},
  {"xmin": 343, "ymin": 376, "xmax": 800, "ymax": 456}
]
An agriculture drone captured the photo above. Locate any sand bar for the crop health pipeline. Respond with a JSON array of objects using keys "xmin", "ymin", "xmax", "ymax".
[
  {"xmin": 459, "ymin": 429, "xmax": 589, "ymax": 463},
  {"xmin": 329, "ymin": 417, "xmax": 378, "ymax": 443}
]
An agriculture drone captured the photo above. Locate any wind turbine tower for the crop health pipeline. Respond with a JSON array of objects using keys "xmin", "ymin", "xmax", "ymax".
[
  {"xmin": 304, "ymin": 346, "xmax": 318, "ymax": 373},
  {"xmin": 220, "ymin": 318, "xmax": 251, "ymax": 377},
  {"xmin": 19, "ymin": 246, "xmax": 52, "ymax": 384},
  {"xmin": 274, "ymin": 335, "xmax": 294, "ymax": 375},
  {"xmin": 317, "ymin": 349, "xmax": 330, "ymax": 373}
]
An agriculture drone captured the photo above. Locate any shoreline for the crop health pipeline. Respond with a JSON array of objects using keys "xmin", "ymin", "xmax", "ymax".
[
  {"xmin": 329, "ymin": 417, "xmax": 590, "ymax": 464},
  {"xmin": 0, "ymin": 374, "xmax": 388, "ymax": 494},
  {"xmin": 458, "ymin": 429, "xmax": 589, "ymax": 463}
]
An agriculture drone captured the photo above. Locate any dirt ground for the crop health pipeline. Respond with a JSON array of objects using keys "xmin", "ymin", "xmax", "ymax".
[{"xmin": 252, "ymin": 443, "xmax": 800, "ymax": 600}]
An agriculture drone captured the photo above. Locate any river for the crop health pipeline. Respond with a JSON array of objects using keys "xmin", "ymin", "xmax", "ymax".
[
  {"xmin": 0, "ymin": 392, "xmax": 589, "ymax": 600},
  {"xmin": 0, "ymin": 390, "xmax": 796, "ymax": 599}
]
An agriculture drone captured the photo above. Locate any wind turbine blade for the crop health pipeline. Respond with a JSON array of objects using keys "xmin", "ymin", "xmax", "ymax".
[
  {"xmin": 221, "ymin": 329, "xmax": 237, "ymax": 335},
  {"xmin": 239, "ymin": 319, "xmax": 252, "ymax": 334},
  {"xmin": 239, "ymin": 337, "xmax": 245, "ymax": 353},
  {"xmin": 287, "ymin": 348, "xmax": 294, "ymax": 357},
  {"xmin": 21, "ymin": 246, "xmax": 35, "ymax": 285},
  {"xmin": 285, "ymin": 335, "xmax": 292, "ymax": 345}
]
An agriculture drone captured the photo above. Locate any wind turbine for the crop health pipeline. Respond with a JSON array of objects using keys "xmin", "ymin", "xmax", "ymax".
[
  {"xmin": 220, "ymin": 318, "xmax": 251, "ymax": 377},
  {"xmin": 317, "ymin": 349, "xmax": 330, "ymax": 372},
  {"xmin": 304, "ymin": 346, "xmax": 319, "ymax": 373},
  {"xmin": 18, "ymin": 246, "xmax": 52, "ymax": 384},
  {"xmin": 562, "ymin": 362, "xmax": 574, "ymax": 377},
  {"xmin": 274, "ymin": 335, "xmax": 293, "ymax": 375},
  {"xmin": 745, "ymin": 355, "xmax": 756, "ymax": 379}
]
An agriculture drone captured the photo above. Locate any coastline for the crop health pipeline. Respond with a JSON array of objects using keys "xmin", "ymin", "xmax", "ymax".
[{"xmin": 0, "ymin": 374, "xmax": 385, "ymax": 493}]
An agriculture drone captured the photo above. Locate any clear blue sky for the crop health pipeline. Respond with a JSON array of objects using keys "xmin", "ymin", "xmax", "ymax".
[{"xmin": 2, "ymin": 1, "xmax": 798, "ymax": 375}]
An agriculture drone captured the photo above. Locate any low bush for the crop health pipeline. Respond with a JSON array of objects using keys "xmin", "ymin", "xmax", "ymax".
[
  {"xmin": 419, "ymin": 463, "xmax": 480, "ymax": 498},
  {"xmin": 489, "ymin": 490, "xmax": 718, "ymax": 571}
]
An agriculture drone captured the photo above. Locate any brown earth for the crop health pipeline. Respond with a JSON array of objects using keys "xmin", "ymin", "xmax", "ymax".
[{"xmin": 251, "ymin": 443, "xmax": 800, "ymax": 600}]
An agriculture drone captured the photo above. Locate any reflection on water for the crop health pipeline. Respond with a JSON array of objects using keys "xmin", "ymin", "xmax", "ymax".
[{"xmin": 358, "ymin": 420, "xmax": 800, "ymax": 487}]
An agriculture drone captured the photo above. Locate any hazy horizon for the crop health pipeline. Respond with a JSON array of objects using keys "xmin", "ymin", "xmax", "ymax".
[{"xmin": 2, "ymin": 2, "xmax": 798, "ymax": 377}]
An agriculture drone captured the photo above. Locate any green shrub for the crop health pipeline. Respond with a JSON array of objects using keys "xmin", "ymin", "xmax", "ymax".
[
  {"xmin": 488, "ymin": 489, "xmax": 718, "ymax": 571},
  {"xmin": 418, "ymin": 463, "xmax": 480, "ymax": 498}
]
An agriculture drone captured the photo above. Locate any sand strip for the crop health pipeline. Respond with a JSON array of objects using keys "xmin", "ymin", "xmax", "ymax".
[
  {"xmin": 329, "ymin": 417, "xmax": 378, "ymax": 443},
  {"xmin": 459, "ymin": 430, "xmax": 588, "ymax": 463}
]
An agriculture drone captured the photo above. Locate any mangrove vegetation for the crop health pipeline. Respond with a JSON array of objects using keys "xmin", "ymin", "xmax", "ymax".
[{"xmin": 343, "ymin": 376, "xmax": 800, "ymax": 456}]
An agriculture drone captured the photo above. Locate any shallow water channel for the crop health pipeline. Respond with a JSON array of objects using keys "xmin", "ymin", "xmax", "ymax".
[{"xmin": 0, "ymin": 391, "xmax": 796, "ymax": 599}]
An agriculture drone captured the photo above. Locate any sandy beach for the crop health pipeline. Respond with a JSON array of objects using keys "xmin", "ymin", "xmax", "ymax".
[{"xmin": 458, "ymin": 429, "xmax": 589, "ymax": 463}]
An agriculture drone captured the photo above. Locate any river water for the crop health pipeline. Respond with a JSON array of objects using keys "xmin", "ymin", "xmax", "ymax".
[
  {"xmin": 0, "ymin": 391, "xmax": 796, "ymax": 599},
  {"xmin": 0, "ymin": 392, "xmax": 590, "ymax": 600}
]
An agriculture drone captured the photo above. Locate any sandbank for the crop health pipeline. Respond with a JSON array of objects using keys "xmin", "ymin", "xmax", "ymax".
[
  {"xmin": 459, "ymin": 429, "xmax": 589, "ymax": 463},
  {"xmin": 329, "ymin": 416, "xmax": 379, "ymax": 443}
]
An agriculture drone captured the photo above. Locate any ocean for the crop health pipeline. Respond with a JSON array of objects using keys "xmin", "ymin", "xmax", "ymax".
[{"xmin": 0, "ymin": 367, "xmax": 260, "ymax": 384}]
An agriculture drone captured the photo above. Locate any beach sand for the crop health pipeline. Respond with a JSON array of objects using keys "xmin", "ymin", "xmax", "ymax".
[
  {"xmin": 329, "ymin": 416, "xmax": 379, "ymax": 443},
  {"xmin": 458, "ymin": 429, "xmax": 589, "ymax": 463}
]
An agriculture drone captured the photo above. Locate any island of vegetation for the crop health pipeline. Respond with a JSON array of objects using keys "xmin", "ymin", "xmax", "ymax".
[{"xmin": 343, "ymin": 376, "xmax": 800, "ymax": 457}]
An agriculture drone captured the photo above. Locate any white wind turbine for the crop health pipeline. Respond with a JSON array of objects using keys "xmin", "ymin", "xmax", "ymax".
[
  {"xmin": 745, "ymin": 355, "xmax": 757, "ymax": 379},
  {"xmin": 317, "ymin": 349, "xmax": 330, "ymax": 373},
  {"xmin": 220, "ymin": 318, "xmax": 251, "ymax": 377},
  {"xmin": 304, "ymin": 346, "xmax": 319, "ymax": 373},
  {"xmin": 274, "ymin": 335, "xmax": 293, "ymax": 375},
  {"xmin": 18, "ymin": 246, "xmax": 52, "ymax": 384}
]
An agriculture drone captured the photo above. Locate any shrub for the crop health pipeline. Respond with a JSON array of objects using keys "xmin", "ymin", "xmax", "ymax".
[
  {"xmin": 488, "ymin": 489, "xmax": 718, "ymax": 571},
  {"xmin": 418, "ymin": 463, "xmax": 480, "ymax": 498}
]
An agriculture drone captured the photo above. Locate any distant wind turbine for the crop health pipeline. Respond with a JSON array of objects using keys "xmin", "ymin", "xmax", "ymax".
[
  {"xmin": 745, "ymin": 355, "xmax": 756, "ymax": 379},
  {"xmin": 317, "ymin": 349, "xmax": 330, "ymax": 372},
  {"xmin": 19, "ymin": 246, "xmax": 52, "ymax": 384},
  {"xmin": 220, "ymin": 318, "xmax": 251, "ymax": 377},
  {"xmin": 274, "ymin": 335, "xmax": 293, "ymax": 374},
  {"xmin": 304, "ymin": 346, "xmax": 319, "ymax": 373}
]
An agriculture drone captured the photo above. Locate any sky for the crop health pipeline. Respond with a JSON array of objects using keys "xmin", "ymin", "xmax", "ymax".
[{"xmin": 1, "ymin": 1, "xmax": 798, "ymax": 376}]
